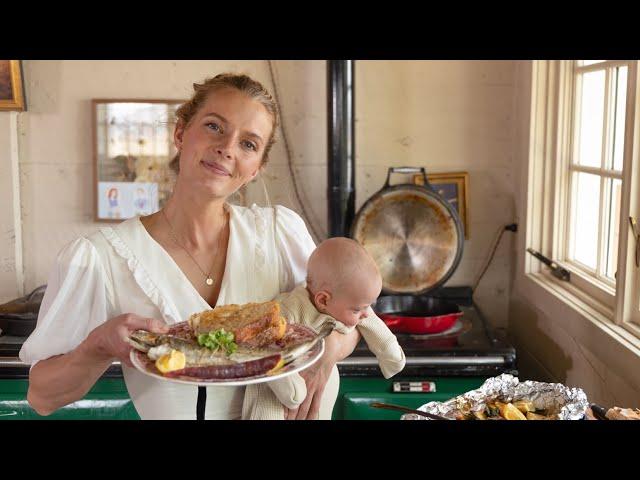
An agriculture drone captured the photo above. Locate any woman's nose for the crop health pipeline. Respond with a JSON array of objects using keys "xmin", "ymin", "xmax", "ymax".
[
  {"xmin": 216, "ymin": 147, "xmax": 232, "ymax": 159},
  {"xmin": 216, "ymin": 134, "xmax": 235, "ymax": 158}
]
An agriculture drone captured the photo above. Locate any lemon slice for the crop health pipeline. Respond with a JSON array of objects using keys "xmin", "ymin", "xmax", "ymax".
[
  {"xmin": 497, "ymin": 402, "xmax": 527, "ymax": 420},
  {"xmin": 267, "ymin": 357, "xmax": 285, "ymax": 375},
  {"xmin": 155, "ymin": 349, "xmax": 186, "ymax": 374}
]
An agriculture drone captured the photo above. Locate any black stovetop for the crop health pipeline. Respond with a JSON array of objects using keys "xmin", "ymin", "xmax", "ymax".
[{"xmin": 338, "ymin": 287, "xmax": 517, "ymax": 378}]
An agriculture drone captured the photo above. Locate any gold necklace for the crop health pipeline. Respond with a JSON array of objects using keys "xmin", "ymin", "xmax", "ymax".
[{"xmin": 161, "ymin": 209, "xmax": 226, "ymax": 287}]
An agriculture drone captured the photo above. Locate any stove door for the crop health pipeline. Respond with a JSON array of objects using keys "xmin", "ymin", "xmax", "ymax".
[{"xmin": 332, "ymin": 376, "xmax": 486, "ymax": 420}]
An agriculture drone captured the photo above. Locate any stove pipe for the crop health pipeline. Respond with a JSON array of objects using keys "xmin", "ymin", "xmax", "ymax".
[{"xmin": 327, "ymin": 60, "xmax": 355, "ymax": 237}]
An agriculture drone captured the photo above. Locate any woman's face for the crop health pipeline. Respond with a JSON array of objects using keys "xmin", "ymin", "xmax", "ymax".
[{"xmin": 174, "ymin": 87, "xmax": 273, "ymax": 199}]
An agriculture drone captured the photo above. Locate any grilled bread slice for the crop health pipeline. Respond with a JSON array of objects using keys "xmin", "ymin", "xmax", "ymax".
[{"xmin": 189, "ymin": 301, "xmax": 287, "ymax": 348}]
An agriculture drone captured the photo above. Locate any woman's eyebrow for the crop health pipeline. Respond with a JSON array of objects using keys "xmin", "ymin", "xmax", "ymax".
[
  {"xmin": 202, "ymin": 112, "xmax": 228, "ymax": 124},
  {"xmin": 202, "ymin": 112, "xmax": 264, "ymax": 144}
]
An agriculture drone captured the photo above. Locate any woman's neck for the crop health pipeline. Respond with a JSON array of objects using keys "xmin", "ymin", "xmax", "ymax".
[{"xmin": 161, "ymin": 186, "xmax": 228, "ymax": 250}]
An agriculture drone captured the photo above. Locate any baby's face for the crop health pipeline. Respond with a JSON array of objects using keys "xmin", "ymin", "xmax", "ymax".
[{"xmin": 323, "ymin": 280, "xmax": 382, "ymax": 327}]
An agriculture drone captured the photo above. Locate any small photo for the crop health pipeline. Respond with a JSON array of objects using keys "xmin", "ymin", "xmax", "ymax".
[{"xmin": 98, "ymin": 182, "xmax": 159, "ymax": 219}]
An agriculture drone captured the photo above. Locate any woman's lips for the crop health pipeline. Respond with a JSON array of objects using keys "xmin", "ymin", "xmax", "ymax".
[{"xmin": 200, "ymin": 160, "xmax": 231, "ymax": 176}]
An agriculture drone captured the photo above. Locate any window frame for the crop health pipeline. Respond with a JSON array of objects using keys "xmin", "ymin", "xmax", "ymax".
[{"xmin": 526, "ymin": 60, "xmax": 640, "ymax": 338}]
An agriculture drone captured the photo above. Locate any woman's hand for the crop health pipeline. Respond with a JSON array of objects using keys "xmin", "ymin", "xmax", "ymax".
[
  {"xmin": 85, "ymin": 313, "xmax": 169, "ymax": 367},
  {"xmin": 286, "ymin": 328, "xmax": 360, "ymax": 420}
]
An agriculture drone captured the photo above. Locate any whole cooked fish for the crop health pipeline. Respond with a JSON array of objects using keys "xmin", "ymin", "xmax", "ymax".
[{"xmin": 127, "ymin": 321, "xmax": 333, "ymax": 379}]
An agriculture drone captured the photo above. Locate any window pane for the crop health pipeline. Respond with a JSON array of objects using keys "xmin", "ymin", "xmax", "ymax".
[
  {"xmin": 572, "ymin": 172, "xmax": 601, "ymax": 269},
  {"xmin": 604, "ymin": 178, "xmax": 622, "ymax": 280},
  {"xmin": 576, "ymin": 70, "xmax": 606, "ymax": 168},
  {"xmin": 612, "ymin": 66, "xmax": 628, "ymax": 171},
  {"xmin": 579, "ymin": 60, "xmax": 605, "ymax": 66}
]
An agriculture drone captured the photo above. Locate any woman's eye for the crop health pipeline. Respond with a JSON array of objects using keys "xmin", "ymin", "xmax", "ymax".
[
  {"xmin": 206, "ymin": 122, "xmax": 222, "ymax": 132},
  {"xmin": 242, "ymin": 140, "xmax": 257, "ymax": 151}
]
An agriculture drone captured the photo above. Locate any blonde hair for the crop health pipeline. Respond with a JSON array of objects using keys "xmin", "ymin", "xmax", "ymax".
[{"xmin": 169, "ymin": 73, "xmax": 279, "ymax": 173}]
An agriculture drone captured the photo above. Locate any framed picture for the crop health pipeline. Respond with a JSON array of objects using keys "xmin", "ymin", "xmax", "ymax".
[
  {"xmin": 414, "ymin": 171, "xmax": 469, "ymax": 239},
  {"xmin": 92, "ymin": 99, "xmax": 184, "ymax": 222},
  {"xmin": 0, "ymin": 60, "xmax": 26, "ymax": 111}
]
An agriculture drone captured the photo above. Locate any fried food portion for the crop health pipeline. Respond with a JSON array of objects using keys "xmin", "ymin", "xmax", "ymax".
[
  {"xmin": 189, "ymin": 301, "xmax": 286, "ymax": 348},
  {"xmin": 526, "ymin": 411, "xmax": 553, "ymax": 420},
  {"xmin": 605, "ymin": 407, "xmax": 640, "ymax": 420},
  {"xmin": 460, "ymin": 400, "xmax": 554, "ymax": 420}
]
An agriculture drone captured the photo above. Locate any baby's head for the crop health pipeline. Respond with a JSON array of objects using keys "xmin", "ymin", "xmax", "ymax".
[{"xmin": 306, "ymin": 237, "xmax": 382, "ymax": 327}]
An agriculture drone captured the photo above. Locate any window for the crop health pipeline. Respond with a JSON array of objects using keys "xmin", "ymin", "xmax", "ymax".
[{"xmin": 526, "ymin": 60, "xmax": 640, "ymax": 338}]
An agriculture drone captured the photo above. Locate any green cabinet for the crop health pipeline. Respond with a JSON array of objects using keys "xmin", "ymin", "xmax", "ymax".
[
  {"xmin": 331, "ymin": 377, "xmax": 486, "ymax": 420},
  {"xmin": 2, "ymin": 375, "xmax": 485, "ymax": 420},
  {"xmin": 0, "ymin": 379, "xmax": 140, "ymax": 420}
]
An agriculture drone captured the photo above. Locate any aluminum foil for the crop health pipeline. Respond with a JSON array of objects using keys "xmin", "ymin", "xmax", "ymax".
[{"xmin": 402, "ymin": 374, "xmax": 589, "ymax": 420}]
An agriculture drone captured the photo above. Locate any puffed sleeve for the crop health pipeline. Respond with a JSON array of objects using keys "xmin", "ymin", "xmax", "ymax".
[
  {"xmin": 19, "ymin": 237, "xmax": 113, "ymax": 367},
  {"xmin": 274, "ymin": 205, "xmax": 317, "ymax": 292}
]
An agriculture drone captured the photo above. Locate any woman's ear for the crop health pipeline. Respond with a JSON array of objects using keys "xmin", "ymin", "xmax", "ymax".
[
  {"xmin": 314, "ymin": 290, "xmax": 331, "ymax": 311},
  {"xmin": 174, "ymin": 120, "xmax": 185, "ymax": 151}
]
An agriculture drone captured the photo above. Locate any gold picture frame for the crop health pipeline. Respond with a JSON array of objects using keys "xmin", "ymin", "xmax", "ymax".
[
  {"xmin": 414, "ymin": 171, "xmax": 469, "ymax": 239},
  {"xmin": 0, "ymin": 60, "xmax": 26, "ymax": 111}
]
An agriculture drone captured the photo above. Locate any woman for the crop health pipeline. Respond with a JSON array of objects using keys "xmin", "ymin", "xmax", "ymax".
[{"xmin": 20, "ymin": 73, "xmax": 360, "ymax": 420}]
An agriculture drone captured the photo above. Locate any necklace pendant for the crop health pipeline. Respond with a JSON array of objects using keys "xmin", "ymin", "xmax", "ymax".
[{"xmin": 206, "ymin": 277, "xmax": 214, "ymax": 286}]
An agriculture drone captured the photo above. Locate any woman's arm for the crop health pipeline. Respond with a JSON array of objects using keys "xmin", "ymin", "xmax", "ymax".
[
  {"xmin": 27, "ymin": 314, "xmax": 168, "ymax": 416},
  {"xmin": 287, "ymin": 327, "xmax": 361, "ymax": 420}
]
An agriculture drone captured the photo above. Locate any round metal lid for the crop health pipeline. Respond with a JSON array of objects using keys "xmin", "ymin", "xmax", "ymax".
[{"xmin": 352, "ymin": 185, "xmax": 463, "ymax": 295}]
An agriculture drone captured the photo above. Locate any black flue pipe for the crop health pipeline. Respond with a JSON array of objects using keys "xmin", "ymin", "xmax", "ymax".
[{"xmin": 327, "ymin": 60, "xmax": 355, "ymax": 238}]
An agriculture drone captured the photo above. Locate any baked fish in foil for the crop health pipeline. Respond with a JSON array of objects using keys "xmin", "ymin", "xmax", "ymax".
[{"xmin": 401, "ymin": 374, "xmax": 589, "ymax": 420}]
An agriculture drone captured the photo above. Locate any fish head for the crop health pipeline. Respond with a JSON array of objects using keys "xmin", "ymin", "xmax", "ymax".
[{"xmin": 127, "ymin": 330, "xmax": 163, "ymax": 352}]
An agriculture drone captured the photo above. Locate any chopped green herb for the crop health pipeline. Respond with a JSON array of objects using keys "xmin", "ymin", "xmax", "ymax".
[{"xmin": 197, "ymin": 329, "xmax": 238, "ymax": 355}]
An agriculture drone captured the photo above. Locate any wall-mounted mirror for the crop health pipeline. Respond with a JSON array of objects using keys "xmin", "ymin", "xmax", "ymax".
[{"xmin": 92, "ymin": 99, "xmax": 183, "ymax": 221}]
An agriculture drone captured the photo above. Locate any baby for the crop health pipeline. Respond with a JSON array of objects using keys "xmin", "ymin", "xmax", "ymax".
[{"xmin": 242, "ymin": 237, "xmax": 406, "ymax": 420}]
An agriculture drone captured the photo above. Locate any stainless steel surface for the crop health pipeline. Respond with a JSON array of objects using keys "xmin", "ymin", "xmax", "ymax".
[
  {"xmin": 353, "ymin": 187, "xmax": 461, "ymax": 294},
  {"xmin": 0, "ymin": 356, "xmax": 121, "ymax": 369},
  {"xmin": 0, "ymin": 357, "xmax": 27, "ymax": 367},
  {"xmin": 370, "ymin": 402, "xmax": 451, "ymax": 420},
  {"xmin": 338, "ymin": 355, "xmax": 506, "ymax": 366}
]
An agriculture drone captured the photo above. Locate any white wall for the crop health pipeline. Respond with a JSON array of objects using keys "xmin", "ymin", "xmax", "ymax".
[
  {"xmin": 2, "ymin": 60, "xmax": 518, "ymax": 331},
  {"xmin": 354, "ymin": 61, "xmax": 518, "ymax": 329},
  {"xmin": 0, "ymin": 112, "xmax": 23, "ymax": 302}
]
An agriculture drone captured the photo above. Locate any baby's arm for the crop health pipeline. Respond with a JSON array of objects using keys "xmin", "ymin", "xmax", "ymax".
[{"xmin": 357, "ymin": 309, "xmax": 406, "ymax": 378}]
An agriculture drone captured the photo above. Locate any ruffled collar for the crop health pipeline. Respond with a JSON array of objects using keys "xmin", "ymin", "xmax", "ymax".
[{"xmin": 100, "ymin": 206, "xmax": 239, "ymax": 324}]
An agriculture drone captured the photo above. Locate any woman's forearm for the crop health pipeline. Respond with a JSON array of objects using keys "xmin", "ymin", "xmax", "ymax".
[{"xmin": 27, "ymin": 332, "xmax": 114, "ymax": 416}]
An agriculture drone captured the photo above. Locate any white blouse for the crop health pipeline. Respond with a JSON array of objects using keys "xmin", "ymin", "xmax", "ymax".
[{"xmin": 19, "ymin": 204, "xmax": 317, "ymax": 420}]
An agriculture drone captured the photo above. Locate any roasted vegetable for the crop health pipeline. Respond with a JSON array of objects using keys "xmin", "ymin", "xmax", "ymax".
[
  {"xmin": 513, "ymin": 400, "xmax": 535, "ymax": 413},
  {"xmin": 497, "ymin": 402, "xmax": 527, "ymax": 420}
]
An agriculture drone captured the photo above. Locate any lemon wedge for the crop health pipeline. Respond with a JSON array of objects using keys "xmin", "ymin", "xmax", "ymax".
[
  {"xmin": 155, "ymin": 349, "xmax": 186, "ymax": 374},
  {"xmin": 267, "ymin": 358, "xmax": 285, "ymax": 375},
  {"xmin": 497, "ymin": 402, "xmax": 527, "ymax": 420}
]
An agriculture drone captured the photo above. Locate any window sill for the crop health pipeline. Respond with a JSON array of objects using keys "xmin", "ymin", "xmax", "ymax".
[{"xmin": 527, "ymin": 271, "xmax": 640, "ymax": 350}]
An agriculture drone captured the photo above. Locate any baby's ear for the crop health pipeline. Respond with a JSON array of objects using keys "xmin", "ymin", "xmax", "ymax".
[{"xmin": 314, "ymin": 290, "xmax": 331, "ymax": 310}]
